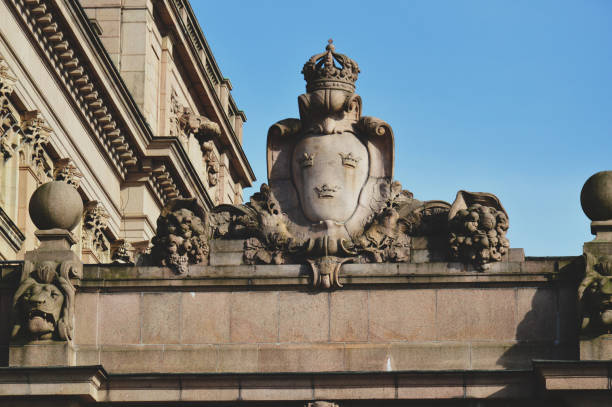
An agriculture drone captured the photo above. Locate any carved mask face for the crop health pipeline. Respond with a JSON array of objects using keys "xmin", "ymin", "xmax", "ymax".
[
  {"xmin": 20, "ymin": 281, "xmax": 64, "ymax": 338},
  {"xmin": 292, "ymin": 132, "xmax": 369, "ymax": 223}
]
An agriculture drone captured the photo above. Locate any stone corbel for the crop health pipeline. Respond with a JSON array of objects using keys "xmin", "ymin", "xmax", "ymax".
[{"xmin": 184, "ymin": 110, "xmax": 221, "ymax": 140}]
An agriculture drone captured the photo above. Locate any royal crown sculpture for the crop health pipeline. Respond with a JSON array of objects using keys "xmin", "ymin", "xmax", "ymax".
[{"xmin": 150, "ymin": 40, "xmax": 511, "ymax": 288}]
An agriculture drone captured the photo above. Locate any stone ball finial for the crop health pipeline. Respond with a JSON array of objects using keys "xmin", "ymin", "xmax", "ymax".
[
  {"xmin": 581, "ymin": 171, "xmax": 612, "ymax": 221},
  {"xmin": 29, "ymin": 181, "xmax": 83, "ymax": 231}
]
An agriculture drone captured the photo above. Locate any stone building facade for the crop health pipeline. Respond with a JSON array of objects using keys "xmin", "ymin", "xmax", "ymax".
[
  {"xmin": 1, "ymin": 3, "xmax": 612, "ymax": 407},
  {"xmin": 0, "ymin": 0, "xmax": 254, "ymax": 263}
]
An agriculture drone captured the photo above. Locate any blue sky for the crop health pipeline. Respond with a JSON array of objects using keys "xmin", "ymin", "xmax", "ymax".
[{"xmin": 192, "ymin": 0, "xmax": 612, "ymax": 256}]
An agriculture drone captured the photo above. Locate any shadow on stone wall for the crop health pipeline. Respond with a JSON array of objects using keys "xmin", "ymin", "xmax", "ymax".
[{"xmin": 496, "ymin": 261, "xmax": 581, "ymax": 369}]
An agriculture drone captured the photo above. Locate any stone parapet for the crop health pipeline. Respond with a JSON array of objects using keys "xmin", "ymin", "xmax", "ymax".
[{"xmin": 0, "ymin": 257, "xmax": 581, "ymax": 374}]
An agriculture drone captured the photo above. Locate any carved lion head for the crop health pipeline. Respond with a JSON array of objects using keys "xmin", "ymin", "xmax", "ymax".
[{"xmin": 11, "ymin": 261, "xmax": 77, "ymax": 341}]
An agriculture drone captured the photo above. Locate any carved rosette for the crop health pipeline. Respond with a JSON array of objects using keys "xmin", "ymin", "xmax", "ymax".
[
  {"xmin": 448, "ymin": 191, "xmax": 510, "ymax": 270},
  {"xmin": 151, "ymin": 198, "xmax": 209, "ymax": 274},
  {"xmin": 82, "ymin": 201, "xmax": 111, "ymax": 263},
  {"xmin": 11, "ymin": 260, "xmax": 82, "ymax": 342}
]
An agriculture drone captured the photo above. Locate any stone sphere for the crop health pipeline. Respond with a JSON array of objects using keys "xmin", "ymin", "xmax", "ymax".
[
  {"xmin": 29, "ymin": 181, "xmax": 83, "ymax": 231},
  {"xmin": 581, "ymin": 171, "xmax": 612, "ymax": 221}
]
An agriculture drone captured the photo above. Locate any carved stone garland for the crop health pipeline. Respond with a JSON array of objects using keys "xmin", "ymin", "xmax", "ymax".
[{"xmin": 151, "ymin": 198, "xmax": 209, "ymax": 274}]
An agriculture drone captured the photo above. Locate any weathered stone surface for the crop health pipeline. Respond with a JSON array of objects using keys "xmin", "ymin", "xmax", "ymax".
[
  {"xmin": 99, "ymin": 293, "xmax": 140, "ymax": 345},
  {"xmin": 141, "ymin": 293, "xmax": 180, "ymax": 344},
  {"xmin": 229, "ymin": 292, "xmax": 278, "ymax": 343},
  {"xmin": 436, "ymin": 289, "xmax": 516, "ymax": 341},
  {"xmin": 278, "ymin": 291, "xmax": 328, "ymax": 342},
  {"xmin": 369, "ymin": 290, "xmax": 436, "ymax": 341},
  {"xmin": 181, "ymin": 292, "xmax": 230, "ymax": 344},
  {"xmin": 258, "ymin": 344, "xmax": 345, "ymax": 372},
  {"xmin": 9, "ymin": 342, "xmax": 75, "ymax": 367},
  {"xmin": 330, "ymin": 290, "xmax": 368, "ymax": 342}
]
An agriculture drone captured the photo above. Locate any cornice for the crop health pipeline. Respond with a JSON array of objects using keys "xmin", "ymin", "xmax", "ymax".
[
  {"xmin": 5, "ymin": 0, "xmax": 208, "ymax": 208},
  {"xmin": 6, "ymin": 0, "xmax": 140, "ymax": 178}
]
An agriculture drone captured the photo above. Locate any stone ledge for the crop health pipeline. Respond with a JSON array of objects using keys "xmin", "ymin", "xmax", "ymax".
[
  {"xmin": 2, "ymin": 361, "xmax": 607, "ymax": 402},
  {"xmin": 70, "ymin": 341, "xmax": 566, "ymax": 374},
  {"xmin": 68, "ymin": 257, "xmax": 580, "ymax": 289}
]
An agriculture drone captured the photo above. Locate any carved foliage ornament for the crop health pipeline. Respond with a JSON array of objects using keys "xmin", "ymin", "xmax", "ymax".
[
  {"xmin": 53, "ymin": 158, "xmax": 82, "ymax": 188},
  {"xmin": 0, "ymin": 56, "xmax": 51, "ymax": 173},
  {"xmin": 11, "ymin": 260, "xmax": 82, "ymax": 342},
  {"xmin": 151, "ymin": 198, "xmax": 210, "ymax": 274},
  {"xmin": 448, "ymin": 190, "xmax": 510, "ymax": 270},
  {"xmin": 82, "ymin": 201, "xmax": 110, "ymax": 262}
]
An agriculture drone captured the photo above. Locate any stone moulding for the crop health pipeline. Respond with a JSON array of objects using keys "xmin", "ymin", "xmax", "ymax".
[{"xmin": 1, "ymin": 361, "xmax": 607, "ymax": 403}]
